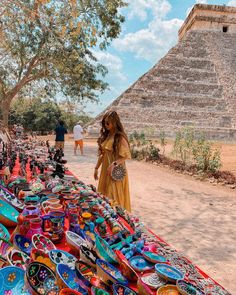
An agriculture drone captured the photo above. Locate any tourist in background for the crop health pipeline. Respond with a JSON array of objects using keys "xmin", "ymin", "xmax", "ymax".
[
  {"xmin": 73, "ymin": 121, "xmax": 84, "ymax": 155},
  {"xmin": 55, "ymin": 120, "xmax": 67, "ymax": 150},
  {"xmin": 94, "ymin": 111, "xmax": 131, "ymax": 211}
]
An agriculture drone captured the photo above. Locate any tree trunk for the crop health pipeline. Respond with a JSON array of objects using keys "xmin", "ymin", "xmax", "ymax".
[{"xmin": 1, "ymin": 100, "xmax": 11, "ymax": 129}]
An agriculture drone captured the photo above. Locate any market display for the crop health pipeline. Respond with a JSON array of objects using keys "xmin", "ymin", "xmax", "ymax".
[{"xmin": 0, "ymin": 137, "xmax": 231, "ymax": 295}]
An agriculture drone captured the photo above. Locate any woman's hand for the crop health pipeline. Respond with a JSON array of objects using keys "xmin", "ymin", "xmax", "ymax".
[{"xmin": 94, "ymin": 168, "xmax": 99, "ymax": 180}]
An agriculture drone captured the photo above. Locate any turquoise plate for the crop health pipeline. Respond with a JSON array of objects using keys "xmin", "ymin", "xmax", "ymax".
[
  {"xmin": 129, "ymin": 255, "xmax": 154, "ymax": 272},
  {"xmin": 0, "ymin": 266, "xmax": 30, "ymax": 294},
  {"xmin": 143, "ymin": 251, "xmax": 167, "ymax": 264},
  {"xmin": 177, "ymin": 280, "xmax": 205, "ymax": 295},
  {"xmin": 0, "ymin": 223, "xmax": 10, "ymax": 241},
  {"xmin": 155, "ymin": 263, "xmax": 184, "ymax": 282},
  {"xmin": 0, "ymin": 199, "xmax": 19, "ymax": 227}
]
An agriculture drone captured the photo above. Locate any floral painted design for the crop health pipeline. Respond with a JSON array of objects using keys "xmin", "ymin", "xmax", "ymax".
[
  {"xmin": 4, "ymin": 290, "xmax": 12, "ymax": 295},
  {"xmin": 29, "ymin": 265, "xmax": 37, "ymax": 276},
  {"xmin": 44, "ymin": 277, "xmax": 55, "ymax": 289},
  {"xmin": 39, "ymin": 269, "xmax": 47, "ymax": 279},
  {"xmin": 24, "ymin": 242, "xmax": 30, "ymax": 248},
  {"xmin": 37, "ymin": 287, "xmax": 45, "ymax": 295},
  {"xmin": 7, "ymin": 272, "xmax": 16, "ymax": 282},
  {"xmin": 62, "ymin": 272, "xmax": 69, "ymax": 280},
  {"xmin": 30, "ymin": 277, "xmax": 36, "ymax": 286}
]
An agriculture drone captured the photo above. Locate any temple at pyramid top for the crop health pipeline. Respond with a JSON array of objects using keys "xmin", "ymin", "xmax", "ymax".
[
  {"xmin": 88, "ymin": 4, "xmax": 236, "ymax": 140},
  {"xmin": 179, "ymin": 4, "xmax": 236, "ymax": 40}
]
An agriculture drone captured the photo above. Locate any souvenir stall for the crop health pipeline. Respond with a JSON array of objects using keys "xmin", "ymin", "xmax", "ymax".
[{"xmin": 0, "ymin": 137, "xmax": 230, "ymax": 295}]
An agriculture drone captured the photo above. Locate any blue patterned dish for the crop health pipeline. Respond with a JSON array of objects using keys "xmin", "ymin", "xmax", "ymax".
[
  {"xmin": 0, "ymin": 223, "xmax": 10, "ymax": 241},
  {"xmin": 95, "ymin": 235, "xmax": 117, "ymax": 264},
  {"xmin": 177, "ymin": 280, "xmax": 205, "ymax": 295},
  {"xmin": 0, "ymin": 266, "xmax": 30, "ymax": 294},
  {"xmin": 96, "ymin": 259, "xmax": 129, "ymax": 286},
  {"xmin": 113, "ymin": 283, "xmax": 138, "ymax": 295},
  {"xmin": 0, "ymin": 199, "xmax": 19, "ymax": 227},
  {"xmin": 0, "ymin": 184, "xmax": 24, "ymax": 211},
  {"xmin": 49, "ymin": 249, "xmax": 77, "ymax": 269},
  {"xmin": 143, "ymin": 252, "xmax": 167, "ymax": 264},
  {"xmin": 57, "ymin": 264, "xmax": 88, "ymax": 295},
  {"xmin": 155, "ymin": 263, "xmax": 184, "ymax": 282},
  {"xmin": 13, "ymin": 234, "xmax": 32, "ymax": 255},
  {"xmin": 129, "ymin": 255, "xmax": 154, "ymax": 272}
]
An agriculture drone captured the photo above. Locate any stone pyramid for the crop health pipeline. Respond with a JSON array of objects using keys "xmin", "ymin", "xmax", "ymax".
[{"xmin": 88, "ymin": 4, "xmax": 236, "ymax": 140}]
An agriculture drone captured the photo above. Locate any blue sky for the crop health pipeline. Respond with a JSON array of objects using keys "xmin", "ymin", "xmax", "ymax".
[{"xmin": 85, "ymin": 0, "xmax": 236, "ymax": 116}]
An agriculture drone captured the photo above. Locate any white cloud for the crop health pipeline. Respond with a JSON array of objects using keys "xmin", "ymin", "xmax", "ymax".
[
  {"xmin": 114, "ymin": 16, "xmax": 183, "ymax": 63},
  {"xmin": 126, "ymin": 0, "xmax": 171, "ymax": 21},
  {"xmin": 228, "ymin": 0, "xmax": 236, "ymax": 6},
  {"xmin": 196, "ymin": 0, "xmax": 207, "ymax": 3},
  {"xmin": 92, "ymin": 51, "xmax": 127, "ymax": 82}
]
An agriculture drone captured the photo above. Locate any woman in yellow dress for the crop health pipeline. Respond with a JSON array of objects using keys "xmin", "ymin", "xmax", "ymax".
[{"xmin": 94, "ymin": 111, "xmax": 131, "ymax": 211}]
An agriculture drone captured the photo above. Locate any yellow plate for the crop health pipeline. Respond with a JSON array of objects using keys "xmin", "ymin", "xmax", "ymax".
[{"xmin": 157, "ymin": 285, "xmax": 180, "ymax": 295}]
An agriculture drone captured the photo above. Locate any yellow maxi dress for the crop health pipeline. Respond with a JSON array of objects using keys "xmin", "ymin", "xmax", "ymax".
[{"xmin": 97, "ymin": 136, "xmax": 131, "ymax": 212}]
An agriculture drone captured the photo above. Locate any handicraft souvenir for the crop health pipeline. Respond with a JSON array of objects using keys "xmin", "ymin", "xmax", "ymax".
[
  {"xmin": 66, "ymin": 231, "xmax": 88, "ymax": 253},
  {"xmin": 155, "ymin": 264, "xmax": 184, "ymax": 283},
  {"xmin": 141, "ymin": 272, "xmax": 166, "ymax": 290},
  {"xmin": 0, "ymin": 222, "xmax": 10, "ymax": 241},
  {"xmin": 26, "ymin": 261, "xmax": 59, "ymax": 295},
  {"xmin": 143, "ymin": 251, "xmax": 167, "ymax": 264},
  {"xmin": 96, "ymin": 259, "xmax": 129, "ymax": 286},
  {"xmin": 32, "ymin": 234, "xmax": 56, "ymax": 253},
  {"xmin": 0, "ymin": 199, "xmax": 19, "ymax": 227},
  {"xmin": 79, "ymin": 245, "xmax": 98, "ymax": 268},
  {"xmin": 0, "ymin": 266, "xmax": 30, "ymax": 295},
  {"xmin": 31, "ymin": 248, "xmax": 55, "ymax": 271},
  {"xmin": 115, "ymin": 250, "xmax": 138, "ymax": 282},
  {"xmin": 0, "ymin": 237, "xmax": 13, "ymax": 257},
  {"xmin": 129, "ymin": 255, "xmax": 154, "ymax": 272},
  {"xmin": 177, "ymin": 280, "xmax": 205, "ymax": 295},
  {"xmin": 6, "ymin": 248, "xmax": 30, "ymax": 271},
  {"xmin": 56, "ymin": 264, "xmax": 88, "ymax": 294},
  {"xmin": 13, "ymin": 234, "xmax": 32, "ymax": 255},
  {"xmin": 49, "ymin": 249, "xmax": 77, "ymax": 269},
  {"xmin": 95, "ymin": 235, "xmax": 118, "ymax": 264},
  {"xmin": 113, "ymin": 283, "xmax": 138, "ymax": 295},
  {"xmin": 59, "ymin": 288, "xmax": 84, "ymax": 295},
  {"xmin": 91, "ymin": 287, "xmax": 110, "ymax": 295},
  {"xmin": 0, "ymin": 184, "xmax": 24, "ymax": 211},
  {"xmin": 157, "ymin": 284, "xmax": 180, "ymax": 295}
]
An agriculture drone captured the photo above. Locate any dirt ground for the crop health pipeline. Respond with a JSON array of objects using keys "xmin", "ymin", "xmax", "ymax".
[{"xmin": 45, "ymin": 135, "xmax": 236, "ymax": 293}]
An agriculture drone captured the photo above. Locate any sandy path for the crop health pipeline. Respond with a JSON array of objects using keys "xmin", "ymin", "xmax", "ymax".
[{"xmin": 63, "ymin": 139, "xmax": 236, "ymax": 294}]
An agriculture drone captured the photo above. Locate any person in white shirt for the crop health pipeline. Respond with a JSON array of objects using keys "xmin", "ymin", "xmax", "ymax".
[{"xmin": 73, "ymin": 121, "xmax": 84, "ymax": 155}]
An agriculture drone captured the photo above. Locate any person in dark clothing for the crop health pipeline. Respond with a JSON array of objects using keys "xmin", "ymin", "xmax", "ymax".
[{"xmin": 55, "ymin": 120, "xmax": 67, "ymax": 150}]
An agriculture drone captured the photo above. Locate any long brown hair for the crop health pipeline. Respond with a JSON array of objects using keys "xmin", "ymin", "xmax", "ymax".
[{"xmin": 98, "ymin": 110, "xmax": 129, "ymax": 156}]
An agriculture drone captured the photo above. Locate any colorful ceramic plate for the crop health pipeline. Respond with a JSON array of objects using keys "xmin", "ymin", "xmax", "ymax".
[
  {"xmin": 79, "ymin": 245, "xmax": 98, "ymax": 268},
  {"xmin": 14, "ymin": 234, "xmax": 32, "ymax": 255},
  {"xmin": 96, "ymin": 259, "xmax": 129, "ymax": 286},
  {"xmin": 115, "ymin": 250, "xmax": 138, "ymax": 282},
  {"xmin": 26, "ymin": 261, "xmax": 59, "ymax": 294},
  {"xmin": 155, "ymin": 264, "xmax": 184, "ymax": 283},
  {"xmin": 57, "ymin": 264, "xmax": 87, "ymax": 295},
  {"xmin": 0, "ymin": 199, "xmax": 19, "ymax": 227},
  {"xmin": 95, "ymin": 235, "xmax": 117, "ymax": 264},
  {"xmin": 49, "ymin": 249, "xmax": 77, "ymax": 269},
  {"xmin": 113, "ymin": 283, "xmax": 138, "ymax": 295},
  {"xmin": 143, "ymin": 252, "xmax": 167, "ymax": 264},
  {"xmin": 177, "ymin": 280, "xmax": 205, "ymax": 295},
  {"xmin": 66, "ymin": 231, "xmax": 88, "ymax": 253},
  {"xmin": 91, "ymin": 286, "xmax": 110, "ymax": 295},
  {"xmin": 141, "ymin": 272, "xmax": 166, "ymax": 289},
  {"xmin": 0, "ymin": 266, "xmax": 30, "ymax": 294},
  {"xmin": 157, "ymin": 284, "xmax": 180, "ymax": 295},
  {"xmin": 59, "ymin": 288, "xmax": 84, "ymax": 295},
  {"xmin": 0, "ymin": 184, "xmax": 24, "ymax": 211},
  {"xmin": 0, "ymin": 237, "xmax": 13, "ymax": 257},
  {"xmin": 6, "ymin": 248, "xmax": 30, "ymax": 271},
  {"xmin": 129, "ymin": 255, "xmax": 154, "ymax": 272},
  {"xmin": 32, "ymin": 234, "xmax": 56, "ymax": 254},
  {"xmin": 0, "ymin": 223, "xmax": 10, "ymax": 241}
]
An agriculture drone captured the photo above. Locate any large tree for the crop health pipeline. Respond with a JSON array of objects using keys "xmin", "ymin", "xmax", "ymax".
[{"xmin": 0, "ymin": 0, "xmax": 126, "ymax": 127}]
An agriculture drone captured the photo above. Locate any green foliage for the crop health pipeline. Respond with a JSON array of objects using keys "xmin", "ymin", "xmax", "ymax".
[
  {"xmin": 159, "ymin": 131, "xmax": 167, "ymax": 155},
  {"xmin": 172, "ymin": 128, "xmax": 222, "ymax": 173},
  {"xmin": 0, "ymin": 0, "xmax": 127, "ymax": 125}
]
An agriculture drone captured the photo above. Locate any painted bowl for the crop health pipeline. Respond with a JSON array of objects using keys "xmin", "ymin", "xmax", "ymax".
[
  {"xmin": 0, "ymin": 254, "xmax": 8, "ymax": 268},
  {"xmin": 56, "ymin": 264, "xmax": 88, "ymax": 295},
  {"xmin": 91, "ymin": 287, "xmax": 110, "ymax": 295},
  {"xmin": 0, "ymin": 266, "xmax": 30, "ymax": 295},
  {"xmin": 115, "ymin": 250, "xmax": 138, "ymax": 282},
  {"xmin": 113, "ymin": 283, "xmax": 138, "ymax": 295},
  {"xmin": 0, "ymin": 237, "xmax": 13, "ymax": 257},
  {"xmin": 79, "ymin": 245, "xmax": 98, "ymax": 268},
  {"xmin": 141, "ymin": 272, "xmax": 166, "ymax": 290},
  {"xmin": 32, "ymin": 234, "xmax": 56, "ymax": 254},
  {"xmin": 96, "ymin": 259, "xmax": 129, "ymax": 286},
  {"xmin": 66, "ymin": 231, "xmax": 88, "ymax": 253},
  {"xmin": 31, "ymin": 248, "xmax": 56, "ymax": 271},
  {"xmin": 59, "ymin": 288, "xmax": 84, "ymax": 295},
  {"xmin": 0, "ymin": 199, "xmax": 19, "ymax": 226},
  {"xmin": 177, "ymin": 280, "xmax": 205, "ymax": 295},
  {"xmin": 137, "ymin": 277, "xmax": 154, "ymax": 295},
  {"xmin": 129, "ymin": 255, "xmax": 154, "ymax": 272},
  {"xmin": 0, "ymin": 222, "xmax": 10, "ymax": 241},
  {"xmin": 13, "ymin": 234, "xmax": 32, "ymax": 255},
  {"xmin": 49, "ymin": 249, "xmax": 77, "ymax": 269},
  {"xmin": 95, "ymin": 235, "xmax": 118, "ymax": 264},
  {"xmin": 0, "ymin": 184, "xmax": 24, "ymax": 211},
  {"xmin": 157, "ymin": 285, "xmax": 180, "ymax": 295},
  {"xmin": 155, "ymin": 264, "xmax": 184, "ymax": 283},
  {"xmin": 143, "ymin": 252, "xmax": 167, "ymax": 264},
  {"xmin": 75, "ymin": 260, "xmax": 108, "ymax": 290},
  {"xmin": 6, "ymin": 248, "xmax": 30, "ymax": 271},
  {"xmin": 26, "ymin": 261, "xmax": 59, "ymax": 294}
]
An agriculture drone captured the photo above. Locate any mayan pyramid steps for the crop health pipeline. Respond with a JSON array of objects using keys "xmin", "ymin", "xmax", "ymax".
[{"xmin": 88, "ymin": 4, "xmax": 236, "ymax": 140}]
